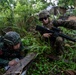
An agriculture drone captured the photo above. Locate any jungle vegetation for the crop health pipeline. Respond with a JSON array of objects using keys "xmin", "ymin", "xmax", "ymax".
[{"xmin": 0, "ymin": 0, "xmax": 76, "ymax": 75}]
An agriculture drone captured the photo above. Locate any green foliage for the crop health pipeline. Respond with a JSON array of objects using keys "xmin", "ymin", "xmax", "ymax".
[
  {"xmin": 21, "ymin": 32, "xmax": 51, "ymax": 54},
  {"xmin": 73, "ymin": 9, "xmax": 76, "ymax": 16},
  {"xmin": 27, "ymin": 46, "xmax": 76, "ymax": 75},
  {"xmin": 58, "ymin": 0, "xmax": 76, "ymax": 7}
]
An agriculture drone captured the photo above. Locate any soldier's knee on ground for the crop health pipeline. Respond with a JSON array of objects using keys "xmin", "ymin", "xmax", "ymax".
[
  {"xmin": 55, "ymin": 37, "xmax": 64, "ymax": 55},
  {"xmin": 56, "ymin": 37, "xmax": 63, "ymax": 44}
]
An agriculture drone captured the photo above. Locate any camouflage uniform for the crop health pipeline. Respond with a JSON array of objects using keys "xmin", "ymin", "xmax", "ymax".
[
  {"xmin": 0, "ymin": 31, "xmax": 25, "ymax": 67},
  {"xmin": 39, "ymin": 10, "xmax": 76, "ymax": 55}
]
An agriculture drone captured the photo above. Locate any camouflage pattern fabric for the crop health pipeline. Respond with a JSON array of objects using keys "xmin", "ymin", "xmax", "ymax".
[{"xmin": 53, "ymin": 20, "xmax": 76, "ymax": 30}]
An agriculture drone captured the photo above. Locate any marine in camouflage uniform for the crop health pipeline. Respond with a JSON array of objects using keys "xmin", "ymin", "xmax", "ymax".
[
  {"xmin": 38, "ymin": 10, "xmax": 76, "ymax": 56},
  {"xmin": 0, "ymin": 31, "xmax": 25, "ymax": 67}
]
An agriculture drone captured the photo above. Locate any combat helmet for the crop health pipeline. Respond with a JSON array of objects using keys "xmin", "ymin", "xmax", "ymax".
[
  {"xmin": 39, "ymin": 10, "xmax": 50, "ymax": 20},
  {"xmin": 4, "ymin": 31, "xmax": 21, "ymax": 46}
]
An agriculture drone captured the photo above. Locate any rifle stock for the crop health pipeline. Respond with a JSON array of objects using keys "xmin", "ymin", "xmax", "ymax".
[
  {"xmin": 4, "ymin": 52, "xmax": 37, "ymax": 75},
  {"xmin": 36, "ymin": 25, "xmax": 76, "ymax": 42}
]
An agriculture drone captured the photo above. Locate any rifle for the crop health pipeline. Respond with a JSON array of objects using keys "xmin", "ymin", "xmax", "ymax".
[
  {"xmin": 4, "ymin": 52, "xmax": 37, "ymax": 75},
  {"xmin": 36, "ymin": 25, "xmax": 76, "ymax": 42}
]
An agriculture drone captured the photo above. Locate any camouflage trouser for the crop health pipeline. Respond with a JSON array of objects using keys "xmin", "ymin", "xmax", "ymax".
[
  {"xmin": 55, "ymin": 36, "xmax": 64, "ymax": 55},
  {"xmin": 50, "ymin": 36, "xmax": 64, "ymax": 55}
]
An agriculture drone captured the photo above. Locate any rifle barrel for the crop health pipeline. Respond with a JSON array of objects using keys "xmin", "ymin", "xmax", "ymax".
[{"xmin": 36, "ymin": 25, "xmax": 76, "ymax": 42}]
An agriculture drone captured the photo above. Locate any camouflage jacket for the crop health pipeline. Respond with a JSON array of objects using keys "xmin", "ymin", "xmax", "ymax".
[{"xmin": 0, "ymin": 37, "xmax": 25, "ymax": 66}]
